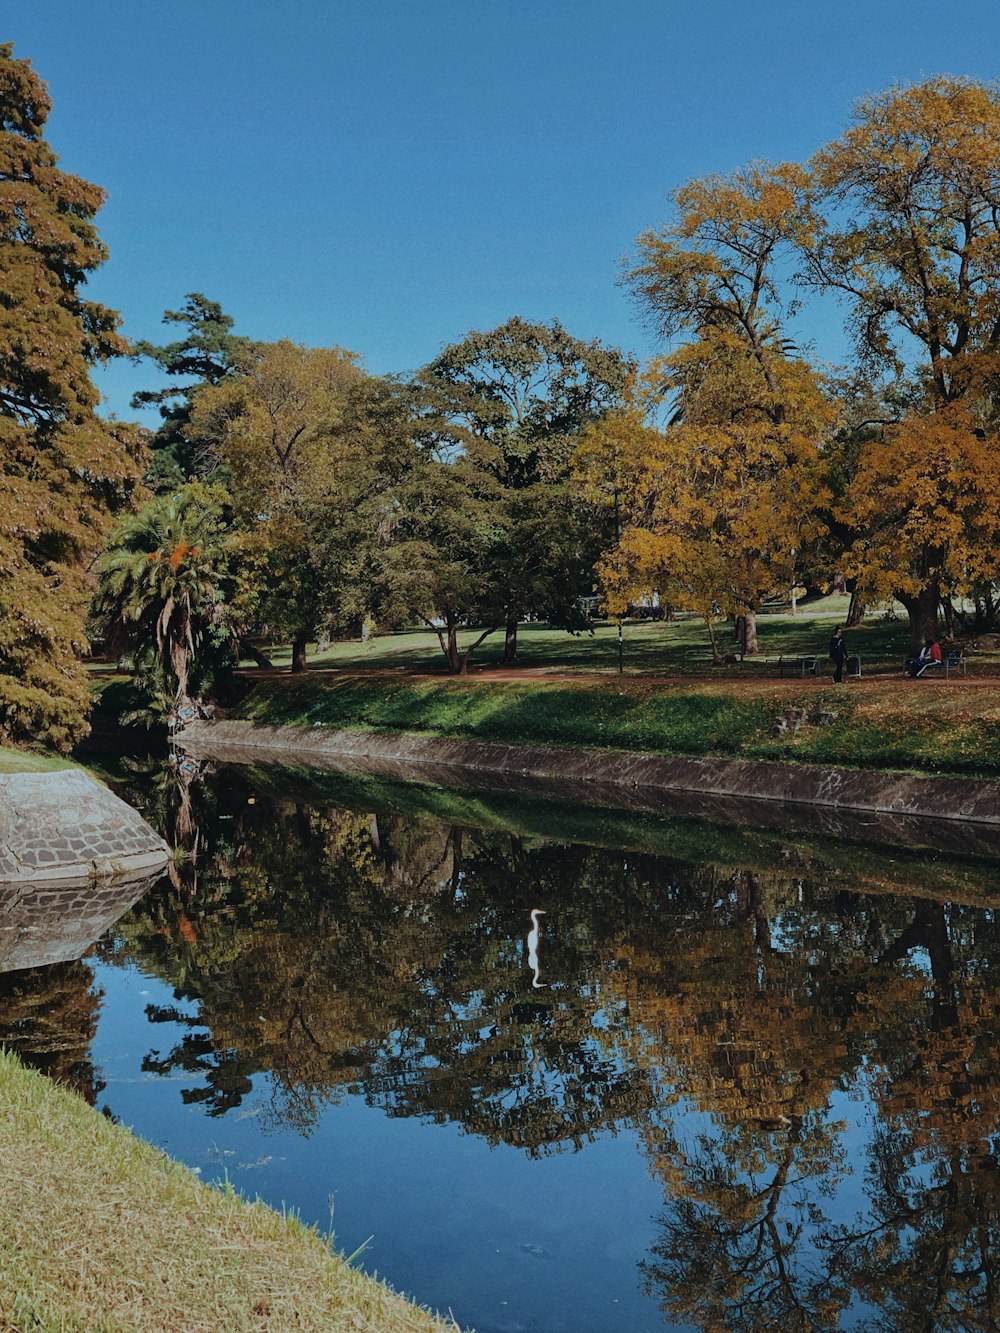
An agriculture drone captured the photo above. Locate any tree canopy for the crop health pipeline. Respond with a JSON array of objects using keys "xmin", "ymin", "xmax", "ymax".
[
  {"xmin": 416, "ymin": 317, "xmax": 632, "ymax": 664},
  {"xmin": 612, "ymin": 168, "xmax": 831, "ymax": 654},
  {"xmin": 0, "ymin": 42, "xmax": 144, "ymax": 747},
  {"xmin": 132, "ymin": 294, "xmax": 247, "ymax": 487}
]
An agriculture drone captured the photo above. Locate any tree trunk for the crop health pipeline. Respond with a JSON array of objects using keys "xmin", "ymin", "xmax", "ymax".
[
  {"xmin": 845, "ymin": 589, "xmax": 865, "ymax": 627},
  {"xmin": 706, "ymin": 615, "xmax": 720, "ymax": 663},
  {"xmin": 167, "ymin": 602, "xmax": 193, "ymax": 701},
  {"xmin": 291, "ymin": 634, "xmax": 308, "ymax": 673},
  {"xmin": 171, "ymin": 639, "xmax": 190, "ymax": 701},
  {"xmin": 503, "ymin": 615, "xmax": 519, "ymax": 665},
  {"xmin": 736, "ymin": 604, "xmax": 758, "ymax": 656},
  {"xmin": 971, "ymin": 584, "xmax": 1000, "ymax": 632},
  {"xmin": 429, "ymin": 615, "xmax": 499, "ymax": 674},
  {"xmin": 446, "ymin": 622, "xmax": 460, "ymax": 674},
  {"xmin": 831, "ymin": 570, "xmax": 847, "ymax": 595},
  {"xmin": 459, "ymin": 622, "xmax": 500, "ymax": 674},
  {"xmin": 239, "ymin": 640, "xmax": 273, "ymax": 669},
  {"xmin": 898, "ymin": 582, "xmax": 940, "ymax": 653},
  {"xmin": 425, "ymin": 615, "xmax": 462, "ymax": 673}
]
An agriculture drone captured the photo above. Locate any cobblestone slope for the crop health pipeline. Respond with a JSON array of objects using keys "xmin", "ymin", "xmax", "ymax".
[{"xmin": 0, "ymin": 770, "xmax": 169, "ymax": 887}]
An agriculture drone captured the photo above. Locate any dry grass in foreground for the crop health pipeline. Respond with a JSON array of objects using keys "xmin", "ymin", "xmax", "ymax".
[{"xmin": 0, "ymin": 1051, "xmax": 461, "ymax": 1332}]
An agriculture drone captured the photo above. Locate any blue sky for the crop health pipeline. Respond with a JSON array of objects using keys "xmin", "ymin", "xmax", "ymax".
[{"xmin": 7, "ymin": 1, "xmax": 1000, "ymax": 420}]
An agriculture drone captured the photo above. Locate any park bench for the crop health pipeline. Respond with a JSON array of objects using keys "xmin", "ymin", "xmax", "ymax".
[
  {"xmin": 773, "ymin": 653, "xmax": 862, "ymax": 678},
  {"xmin": 777, "ymin": 654, "xmax": 818, "ymax": 678},
  {"xmin": 903, "ymin": 649, "xmax": 966, "ymax": 678}
]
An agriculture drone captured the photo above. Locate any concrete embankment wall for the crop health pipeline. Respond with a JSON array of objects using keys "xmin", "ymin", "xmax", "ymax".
[
  {"xmin": 0, "ymin": 769, "xmax": 169, "ymax": 888},
  {"xmin": 179, "ymin": 719, "xmax": 1000, "ymax": 826}
]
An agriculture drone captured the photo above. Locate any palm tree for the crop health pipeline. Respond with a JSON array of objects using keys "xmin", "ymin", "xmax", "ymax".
[{"xmin": 94, "ymin": 487, "xmax": 233, "ymax": 703}]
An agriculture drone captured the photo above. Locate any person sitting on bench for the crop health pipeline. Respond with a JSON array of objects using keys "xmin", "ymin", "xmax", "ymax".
[{"xmin": 906, "ymin": 638, "xmax": 942, "ymax": 677}]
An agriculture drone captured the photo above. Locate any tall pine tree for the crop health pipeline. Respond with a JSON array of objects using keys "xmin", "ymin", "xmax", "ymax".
[
  {"xmin": 132, "ymin": 292, "xmax": 246, "ymax": 486},
  {"xmin": 0, "ymin": 42, "xmax": 144, "ymax": 748}
]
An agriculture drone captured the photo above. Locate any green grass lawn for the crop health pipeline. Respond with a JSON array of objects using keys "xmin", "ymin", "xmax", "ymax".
[
  {"xmin": 90, "ymin": 594, "xmax": 996, "ymax": 690},
  {"xmin": 0, "ymin": 744, "xmax": 77, "ymax": 774},
  {"xmin": 251, "ymin": 596, "xmax": 925, "ymax": 678}
]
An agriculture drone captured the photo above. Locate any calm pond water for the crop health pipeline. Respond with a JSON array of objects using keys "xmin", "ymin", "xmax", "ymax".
[{"xmin": 5, "ymin": 754, "xmax": 1000, "ymax": 1332}]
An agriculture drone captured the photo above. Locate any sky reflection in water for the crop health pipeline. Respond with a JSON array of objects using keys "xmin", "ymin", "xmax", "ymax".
[{"xmin": 3, "ymin": 758, "xmax": 1000, "ymax": 1333}]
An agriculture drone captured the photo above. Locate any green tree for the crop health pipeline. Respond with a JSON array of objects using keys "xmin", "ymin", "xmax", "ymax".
[
  {"xmin": 93, "ymin": 486, "xmax": 235, "ymax": 705},
  {"xmin": 418, "ymin": 318, "xmax": 632, "ymax": 662},
  {"xmin": 192, "ymin": 340, "xmax": 410, "ymax": 672},
  {"xmin": 0, "ymin": 42, "xmax": 145, "ymax": 748},
  {"xmin": 132, "ymin": 293, "xmax": 247, "ymax": 487},
  {"xmin": 373, "ymin": 437, "xmax": 508, "ymax": 674}
]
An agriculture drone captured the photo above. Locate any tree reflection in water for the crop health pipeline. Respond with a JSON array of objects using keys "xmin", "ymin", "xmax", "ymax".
[
  {"xmin": 0, "ymin": 961, "xmax": 104, "ymax": 1104},
  {"xmin": 637, "ymin": 889, "xmax": 1000, "ymax": 1330},
  {"xmin": 67, "ymin": 760, "xmax": 1000, "ymax": 1327}
]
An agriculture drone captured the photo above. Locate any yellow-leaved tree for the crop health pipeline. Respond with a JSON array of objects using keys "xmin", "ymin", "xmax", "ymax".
[
  {"xmin": 591, "ymin": 164, "xmax": 831, "ymax": 655},
  {"xmin": 808, "ymin": 78, "xmax": 1000, "ymax": 647},
  {"xmin": 842, "ymin": 407, "xmax": 1000, "ymax": 639},
  {"xmin": 590, "ymin": 340, "xmax": 831, "ymax": 657}
]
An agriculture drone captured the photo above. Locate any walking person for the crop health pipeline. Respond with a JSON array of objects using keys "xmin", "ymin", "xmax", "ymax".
[{"xmin": 829, "ymin": 626, "xmax": 848, "ymax": 683}]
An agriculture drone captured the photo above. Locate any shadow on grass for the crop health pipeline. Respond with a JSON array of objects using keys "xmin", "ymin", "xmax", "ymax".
[
  {"xmin": 256, "ymin": 601, "xmax": 912, "ymax": 680},
  {"xmin": 236, "ymin": 670, "xmax": 1000, "ymax": 777}
]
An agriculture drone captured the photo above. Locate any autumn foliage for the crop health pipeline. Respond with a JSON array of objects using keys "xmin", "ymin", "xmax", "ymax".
[
  {"xmin": 598, "ymin": 79, "xmax": 1000, "ymax": 653},
  {"xmin": 0, "ymin": 43, "xmax": 144, "ymax": 746},
  {"xmin": 596, "ymin": 342, "xmax": 831, "ymax": 656}
]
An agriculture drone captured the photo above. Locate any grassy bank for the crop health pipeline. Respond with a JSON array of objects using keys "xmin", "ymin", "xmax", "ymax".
[
  {"xmin": 0, "ymin": 744, "xmax": 77, "ymax": 774},
  {"xmin": 234, "ymin": 673, "xmax": 1000, "ymax": 778},
  {"xmin": 0, "ymin": 1050, "xmax": 454, "ymax": 1332}
]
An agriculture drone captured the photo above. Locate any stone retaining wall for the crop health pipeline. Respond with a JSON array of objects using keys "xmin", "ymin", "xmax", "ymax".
[
  {"xmin": 179, "ymin": 719, "xmax": 1000, "ymax": 828},
  {"xmin": 0, "ymin": 769, "xmax": 169, "ymax": 888}
]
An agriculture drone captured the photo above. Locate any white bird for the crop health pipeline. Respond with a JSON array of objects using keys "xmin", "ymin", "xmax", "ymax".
[{"xmin": 527, "ymin": 908, "xmax": 547, "ymax": 989}]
